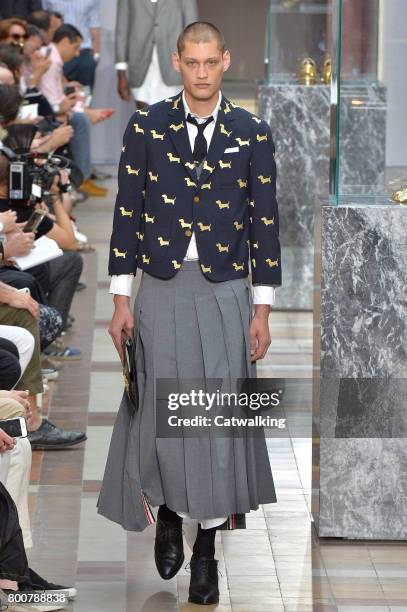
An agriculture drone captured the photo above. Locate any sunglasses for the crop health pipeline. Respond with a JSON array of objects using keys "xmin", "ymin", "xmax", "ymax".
[{"xmin": 10, "ymin": 33, "xmax": 28, "ymax": 42}]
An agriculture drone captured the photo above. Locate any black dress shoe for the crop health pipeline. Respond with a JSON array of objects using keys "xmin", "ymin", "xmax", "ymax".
[
  {"xmin": 154, "ymin": 516, "xmax": 184, "ymax": 580},
  {"xmin": 188, "ymin": 558, "xmax": 219, "ymax": 605},
  {"xmin": 28, "ymin": 419, "xmax": 87, "ymax": 450}
]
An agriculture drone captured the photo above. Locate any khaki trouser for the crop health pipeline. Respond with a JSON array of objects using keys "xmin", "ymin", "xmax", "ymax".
[
  {"xmin": 0, "ymin": 305, "xmax": 43, "ymax": 395},
  {"xmin": 0, "ymin": 397, "xmax": 32, "ymax": 549}
]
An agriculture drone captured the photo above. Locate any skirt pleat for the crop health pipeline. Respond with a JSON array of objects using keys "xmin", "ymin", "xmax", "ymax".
[{"xmin": 97, "ymin": 261, "xmax": 276, "ymax": 531}]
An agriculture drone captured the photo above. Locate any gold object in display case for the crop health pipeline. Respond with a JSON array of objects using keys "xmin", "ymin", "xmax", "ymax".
[
  {"xmin": 392, "ymin": 188, "xmax": 407, "ymax": 205},
  {"xmin": 298, "ymin": 58, "xmax": 317, "ymax": 85},
  {"xmin": 321, "ymin": 57, "xmax": 332, "ymax": 85},
  {"xmin": 282, "ymin": 0, "xmax": 300, "ymax": 8}
]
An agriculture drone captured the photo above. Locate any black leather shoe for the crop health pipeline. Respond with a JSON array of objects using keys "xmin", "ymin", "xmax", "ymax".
[
  {"xmin": 188, "ymin": 558, "xmax": 219, "ymax": 605},
  {"xmin": 28, "ymin": 419, "xmax": 87, "ymax": 450},
  {"xmin": 154, "ymin": 516, "xmax": 184, "ymax": 580}
]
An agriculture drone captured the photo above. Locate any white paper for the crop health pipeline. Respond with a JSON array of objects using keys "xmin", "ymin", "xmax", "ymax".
[{"xmin": 10, "ymin": 235, "xmax": 63, "ymax": 271}]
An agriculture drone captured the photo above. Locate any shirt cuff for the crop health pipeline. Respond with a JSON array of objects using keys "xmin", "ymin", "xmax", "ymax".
[
  {"xmin": 115, "ymin": 62, "xmax": 128, "ymax": 70},
  {"xmin": 252, "ymin": 285, "xmax": 276, "ymax": 306},
  {"xmin": 109, "ymin": 274, "xmax": 134, "ymax": 296}
]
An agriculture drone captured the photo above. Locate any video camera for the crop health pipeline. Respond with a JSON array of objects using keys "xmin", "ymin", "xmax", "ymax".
[{"xmin": 0, "ymin": 144, "xmax": 72, "ymax": 204}]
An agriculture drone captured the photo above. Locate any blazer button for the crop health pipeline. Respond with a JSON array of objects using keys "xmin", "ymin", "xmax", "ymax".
[
  {"xmin": 193, "ymin": 195, "xmax": 200, "ymax": 204},
  {"xmin": 185, "ymin": 229, "xmax": 192, "ymax": 237}
]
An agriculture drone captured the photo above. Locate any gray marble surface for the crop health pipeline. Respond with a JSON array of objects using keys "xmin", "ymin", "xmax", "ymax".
[
  {"xmin": 314, "ymin": 203, "xmax": 407, "ymax": 539},
  {"xmin": 258, "ymin": 82, "xmax": 387, "ymax": 310}
]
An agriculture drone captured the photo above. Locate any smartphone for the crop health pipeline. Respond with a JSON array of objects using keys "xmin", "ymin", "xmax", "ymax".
[
  {"xmin": 64, "ymin": 85, "xmax": 76, "ymax": 96},
  {"xmin": 24, "ymin": 210, "xmax": 45, "ymax": 233},
  {"xmin": 19, "ymin": 103, "xmax": 39, "ymax": 120},
  {"xmin": 0, "ymin": 417, "xmax": 27, "ymax": 438}
]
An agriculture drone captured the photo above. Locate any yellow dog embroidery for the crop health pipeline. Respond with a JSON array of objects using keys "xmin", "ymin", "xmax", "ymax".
[
  {"xmin": 126, "ymin": 165, "xmax": 140, "ymax": 175},
  {"xmin": 232, "ymin": 262, "xmax": 244, "ymax": 271},
  {"xmin": 216, "ymin": 243, "xmax": 229, "ymax": 253},
  {"xmin": 220, "ymin": 123, "xmax": 232, "ymax": 137},
  {"xmin": 149, "ymin": 171, "xmax": 158, "ymax": 182},
  {"xmin": 179, "ymin": 218, "xmax": 192, "ymax": 229},
  {"xmin": 258, "ymin": 175, "xmax": 272, "ymax": 184},
  {"xmin": 219, "ymin": 160, "xmax": 232, "ymax": 169},
  {"xmin": 216, "ymin": 200, "xmax": 230, "ymax": 210},
  {"xmin": 236, "ymin": 137, "xmax": 250, "ymax": 147},
  {"xmin": 201, "ymin": 264, "xmax": 212, "ymax": 273},
  {"xmin": 197, "ymin": 222, "xmax": 211, "ymax": 232},
  {"xmin": 172, "ymin": 259, "xmax": 181, "ymax": 269},
  {"xmin": 170, "ymin": 122, "xmax": 184, "ymax": 132},
  {"xmin": 261, "ymin": 217, "xmax": 275, "ymax": 226},
  {"xmin": 151, "ymin": 130, "xmax": 165, "ymax": 140},
  {"xmin": 158, "ymin": 236, "xmax": 170, "ymax": 246},
  {"xmin": 167, "ymin": 152, "xmax": 181, "ymax": 163},
  {"xmin": 162, "ymin": 194, "xmax": 176, "ymax": 205},
  {"xmin": 119, "ymin": 207, "xmax": 133, "ymax": 217},
  {"xmin": 113, "ymin": 248, "xmax": 126, "ymax": 258},
  {"xmin": 234, "ymin": 221, "xmax": 244, "ymax": 230},
  {"xmin": 265, "ymin": 258, "xmax": 279, "ymax": 268},
  {"xmin": 133, "ymin": 123, "xmax": 144, "ymax": 134}
]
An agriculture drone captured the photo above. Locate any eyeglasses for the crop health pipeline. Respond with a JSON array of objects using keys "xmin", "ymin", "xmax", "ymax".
[{"xmin": 10, "ymin": 33, "xmax": 28, "ymax": 42}]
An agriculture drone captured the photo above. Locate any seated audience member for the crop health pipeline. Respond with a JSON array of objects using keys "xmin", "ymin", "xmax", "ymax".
[
  {"xmin": 0, "ymin": 1, "xmax": 43, "ymax": 21},
  {"xmin": 42, "ymin": 0, "xmax": 100, "ymax": 91},
  {"xmin": 0, "ymin": 458, "xmax": 76, "ymax": 612},
  {"xmin": 0, "ymin": 281, "xmax": 87, "ymax": 449},
  {"xmin": 0, "ymin": 125, "xmax": 84, "ymax": 332},
  {"xmin": 39, "ymin": 23, "xmax": 111, "ymax": 197},
  {"xmin": 27, "ymin": 9, "xmax": 60, "ymax": 45},
  {"xmin": 0, "ymin": 51, "xmax": 73, "ymax": 153},
  {"xmin": 0, "ymin": 61, "xmax": 15, "ymax": 85},
  {"xmin": 0, "ymin": 18, "xmax": 28, "ymax": 53},
  {"xmin": 0, "ymin": 337, "xmax": 24, "ymax": 389}
]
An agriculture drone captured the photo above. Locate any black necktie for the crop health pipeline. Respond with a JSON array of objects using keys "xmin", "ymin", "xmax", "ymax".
[{"xmin": 186, "ymin": 114, "xmax": 214, "ymax": 164}]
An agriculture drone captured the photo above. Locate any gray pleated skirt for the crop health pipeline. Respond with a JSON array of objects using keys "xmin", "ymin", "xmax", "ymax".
[{"xmin": 97, "ymin": 260, "xmax": 276, "ymax": 531}]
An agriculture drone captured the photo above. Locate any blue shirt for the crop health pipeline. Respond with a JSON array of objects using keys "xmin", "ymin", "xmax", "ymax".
[{"xmin": 43, "ymin": 0, "xmax": 100, "ymax": 49}]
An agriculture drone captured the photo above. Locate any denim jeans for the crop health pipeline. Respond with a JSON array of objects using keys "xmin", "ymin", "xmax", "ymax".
[{"xmin": 70, "ymin": 111, "xmax": 91, "ymax": 181}]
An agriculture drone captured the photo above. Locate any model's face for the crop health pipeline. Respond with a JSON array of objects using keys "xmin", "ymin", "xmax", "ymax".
[{"xmin": 172, "ymin": 40, "xmax": 230, "ymax": 101}]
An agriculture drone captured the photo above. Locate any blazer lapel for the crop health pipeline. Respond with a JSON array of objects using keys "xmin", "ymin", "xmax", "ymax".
[
  {"xmin": 196, "ymin": 96, "xmax": 235, "ymax": 188},
  {"xmin": 166, "ymin": 94, "xmax": 197, "ymax": 182}
]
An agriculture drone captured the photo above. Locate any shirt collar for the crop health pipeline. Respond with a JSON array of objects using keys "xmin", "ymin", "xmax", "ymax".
[{"xmin": 182, "ymin": 90, "xmax": 222, "ymax": 123}]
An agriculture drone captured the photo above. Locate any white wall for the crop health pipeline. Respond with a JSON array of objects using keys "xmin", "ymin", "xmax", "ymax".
[{"xmin": 382, "ymin": 0, "xmax": 407, "ymax": 166}]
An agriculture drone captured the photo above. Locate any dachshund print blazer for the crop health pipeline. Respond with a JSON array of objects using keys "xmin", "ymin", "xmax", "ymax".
[{"xmin": 109, "ymin": 92, "xmax": 281, "ymax": 285}]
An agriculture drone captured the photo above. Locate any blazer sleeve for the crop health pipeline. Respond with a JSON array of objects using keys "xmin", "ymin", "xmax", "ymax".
[
  {"xmin": 108, "ymin": 113, "xmax": 147, "ymax": 276},
  {"xmin": 248, "ymin": 120, "xmax": 282, "ymax": 286},
  {"xmin": 182, "ymin": 0, "xmax": 198, "ymax": 26},
  {"xmin": 115, "ymin": 0, "xmax": 130, "ymax": 64}
]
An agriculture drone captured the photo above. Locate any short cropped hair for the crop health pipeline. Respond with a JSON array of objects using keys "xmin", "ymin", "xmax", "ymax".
[
  {"xmin": 28, "ymin": 10, "xmax": 51, "ymax": 32},
  {"xmin": 53, "ymin": 24, "xmax": 83, "ymax": 44},
  {"xmin": 177, "ymin": 22, "xmax": 226, "ymax": 55}
]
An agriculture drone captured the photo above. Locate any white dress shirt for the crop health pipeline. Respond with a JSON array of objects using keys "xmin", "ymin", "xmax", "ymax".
[{"xmin": 110, "ymin": 91, "xmax": 276, "ymax": 306}]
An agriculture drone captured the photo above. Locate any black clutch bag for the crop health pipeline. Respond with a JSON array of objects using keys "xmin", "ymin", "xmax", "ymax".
[{"xmin": 122, "ymin": 337, "xmax": 138, "ymax": 410}]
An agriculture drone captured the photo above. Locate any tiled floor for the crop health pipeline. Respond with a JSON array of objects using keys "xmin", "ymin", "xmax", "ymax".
[{"xmin": 25, "ymin": 166, "xmax": 407, "ymax": 612}]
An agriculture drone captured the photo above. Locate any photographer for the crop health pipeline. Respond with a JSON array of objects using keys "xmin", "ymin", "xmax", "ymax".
[{"xmin": 0, "ymin": 135, "xmax": 84, "ymax": 332}]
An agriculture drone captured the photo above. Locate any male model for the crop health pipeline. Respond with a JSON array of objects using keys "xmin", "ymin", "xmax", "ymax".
[{"xmin": 98, "ymin": 21, "xmax": 281, "ymax": 605}]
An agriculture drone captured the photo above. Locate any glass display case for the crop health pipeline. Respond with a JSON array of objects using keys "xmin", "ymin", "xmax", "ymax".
[{"xmin": 329, "ymin": 0, "xmax": 388, "ymax": 202}]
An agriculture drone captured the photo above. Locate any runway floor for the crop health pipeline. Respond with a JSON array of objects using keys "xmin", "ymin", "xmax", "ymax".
[{"xmin": 26, "ymin": 172, "xmax": 407, "ymax": 612}]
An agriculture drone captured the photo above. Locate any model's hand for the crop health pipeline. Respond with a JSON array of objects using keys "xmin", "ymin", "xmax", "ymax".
[
  {"xmin": 117, "ymin": 71, "xmax": 131, "ymax": 102},
  {"xmin": 0, "ymin": 428, "xmax": 16, "ymax": 453},
  {"xmin": 250, "ymin": 307, "xmax": 271, "ymax": 361},
  {"xmin": 109, "ymin": 296, "xmax": 134, "ymax": 363}
]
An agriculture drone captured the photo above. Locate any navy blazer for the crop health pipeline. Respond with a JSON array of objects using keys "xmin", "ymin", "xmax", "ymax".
[{"xmin": 109, "ymin": 92, "xmax": 281, "ymax": 285}]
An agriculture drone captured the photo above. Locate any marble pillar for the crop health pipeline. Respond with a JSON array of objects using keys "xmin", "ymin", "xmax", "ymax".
[
  {"xmin": 313, "ymin": 200, "xmax": 407, "ymax": 539},
  {"xmin": 258, "ymin": 82, "xmax": 387, "ymax": 310}
]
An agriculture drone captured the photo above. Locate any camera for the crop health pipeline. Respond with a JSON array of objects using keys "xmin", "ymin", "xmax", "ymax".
[{"xmin": 0, "ymin": 144, "xmax": 72, "ymax": 203}]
